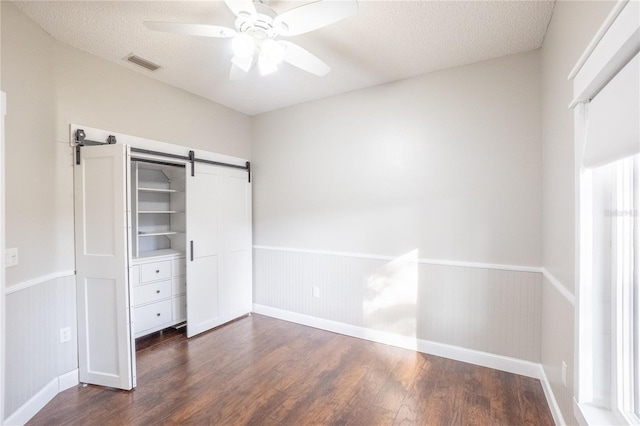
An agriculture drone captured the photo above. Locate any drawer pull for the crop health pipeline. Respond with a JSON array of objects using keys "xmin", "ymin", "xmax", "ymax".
[
  {"xmin": 156, "ymin": 270, "xmax": 160, "ymax": 273},
  {"xmin": 156, "ymin": 313, "xmax": 161, "ymax": 317},
  {"xmin": 156, "ymin": 290, "xmax": 160, "ymax": 294}
]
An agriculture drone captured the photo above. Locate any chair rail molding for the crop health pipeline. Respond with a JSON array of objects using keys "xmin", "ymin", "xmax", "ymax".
[{"xmin": 253, "ymin": 245, "xmax": 542, "ymax": 273}]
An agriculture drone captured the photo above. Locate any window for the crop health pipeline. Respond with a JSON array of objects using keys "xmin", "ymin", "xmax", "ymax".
[
  {"xmin": 580, "ymin": 155, "xmax": 639, "ymax": 423},
  {"xmin": 612, "ymin": 156, "xmax": 638, "ymax": 421},
  {"xmin": 571, "ymin": 2, "xmax": 640, "ymax": 423},
  {"xmin": 609, "ymin": 155, "xmax": 638, "ymax": 421}
]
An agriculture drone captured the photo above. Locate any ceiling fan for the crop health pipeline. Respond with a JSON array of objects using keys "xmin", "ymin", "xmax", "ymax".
[{"xmin": 144, "ymin": 0, "xmax": 358, "ymax": 80}]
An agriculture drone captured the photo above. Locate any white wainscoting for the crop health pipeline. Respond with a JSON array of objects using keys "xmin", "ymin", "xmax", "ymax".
[
  {"xmin": 541, "ymin": 272, "xmax": 576, "ymax": 426},
  {"xmin": 4, "ymin": 273, "xmax": 78, "ymax": 424},
  {"xmin": 252, "ymin": 303, "xmax": 568, "ymax": 425},
  {"xmin": 253, "ymin": 304, "xmax": 543, "ymax": 379},
  {"xmin": 253, "ymin": 246, "xmax": 542, "ymax": 363},
  {"xmin": 3, "ymin": 370, "xmax": 78, "ymax": 426},
  {"xmin": 253, "ymin": 246, "xmax": 572, "ymax": 422}
]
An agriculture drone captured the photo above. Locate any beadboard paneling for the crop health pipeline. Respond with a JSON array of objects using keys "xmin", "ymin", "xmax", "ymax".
[
  {"xmin": 4, "ymin": 274, "xmax": 77, "ymax": 419},
  {"xmin": 540, "ymin": 274, "xmax": 574, "ymax": 425},
  {"xmin": 254, "ymin": 247, "xmax": 542, "ymax": 362}
]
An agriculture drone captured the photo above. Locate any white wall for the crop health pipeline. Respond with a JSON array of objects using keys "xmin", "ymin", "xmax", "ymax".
[
  {"xmin": 1, "ymin": 0, "xmax": 619, "ymax": 421},
  {"xmin": 2, "ymin": 1, "xmax": 58, "ymax": 288},
  {"xmin": 253, "ymin": 51, "xmax": 541, "ymax": 266},
  {"xmin": 539, "ymin": 1, "xmax": 615, "ymax": 424},
  {"xmin": 0, "ymin": 1, "xmax": 251, "ymax": 420},
  {"xmin": 2, "ymin": 1, "xmax": 251, "ymax": 285},
  {"xmin": 252, "ymin": 50, "xmax": 543, "ymax": 361}
]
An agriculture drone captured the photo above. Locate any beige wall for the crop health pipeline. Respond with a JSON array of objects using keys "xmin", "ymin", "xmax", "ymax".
[
  {"xmin": 1, "ymin": 0, "xmax": 622, "ymax": 421},
  {"xmin": 2, "ymin": 0, "xmax": 58, "ymax": 287},
  {"xmin": 540, "ymin": 1, "xmax": 615, "ymax": 423},
  {"xmin": 252, "ymin": 50, "xmax": 542, "ymax": 267},
  {"xmin": 1, "ymin": 2, "xmax": 250, "ymax": 419},
  {"xmin": 541, "ymin": 0, "xmax": 615, "ymax": 292},
  {"xmin": 1, "ymin": 1, "xmax": 250, "ymax": 286},
  {"xmin": 251, "ymin": 50, "xmax": 543, "ymax": 361}
]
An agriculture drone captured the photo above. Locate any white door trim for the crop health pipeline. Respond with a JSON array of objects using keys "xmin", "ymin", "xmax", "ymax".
[{"xmin": 1, "ymin": 90, "xmax": 7, "ymax": 425}]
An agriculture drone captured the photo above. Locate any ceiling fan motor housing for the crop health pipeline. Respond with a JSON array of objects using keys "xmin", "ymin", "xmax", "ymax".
[
  {"xmin": 232, "ymin": 2, "xmax": 289, "ymax": 68},
  {"xmin": 235, "ymin": 3, "xmax": 287, "ymax": 41},
  {"xmin": 144, "ymin": 0, "xmax": 356, "ymax": 78}
]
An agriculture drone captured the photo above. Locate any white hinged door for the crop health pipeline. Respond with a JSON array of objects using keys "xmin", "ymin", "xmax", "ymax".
[{"xmin": 75, "ymin": 143, "xmax": 135, "ymax": 390}]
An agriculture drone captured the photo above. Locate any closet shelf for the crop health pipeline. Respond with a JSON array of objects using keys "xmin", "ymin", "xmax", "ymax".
[
  {"xmin": 138, "ymin": 210, "xmax": 181, "ymax": 214},
  {"xmin": 138, "ymin": 187, "xmax": 179, "ymax": 193},
  {"xmin": 138, "ymin": 231, "xmax": 181, "ymax": 237}
]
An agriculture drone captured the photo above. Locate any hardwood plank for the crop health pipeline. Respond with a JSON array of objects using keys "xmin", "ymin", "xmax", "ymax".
[{"xmin": 27, "ymin": 314, "xmax": 554, "ymax": 426}]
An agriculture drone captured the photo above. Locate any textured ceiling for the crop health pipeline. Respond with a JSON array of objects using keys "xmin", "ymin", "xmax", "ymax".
[{"xmin": 13, "ymin": 0, "xmax": 555, "ymax": 116}]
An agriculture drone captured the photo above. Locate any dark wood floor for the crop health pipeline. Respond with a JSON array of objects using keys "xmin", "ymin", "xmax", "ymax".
[{"xmin": 28, "ymin": 314, "xmax": 553, "ymax": 425}]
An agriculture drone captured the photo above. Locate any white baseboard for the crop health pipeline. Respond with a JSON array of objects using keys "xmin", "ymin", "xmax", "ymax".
[
  {"xmin": 253, "ymin": 304, "xmax": 564, "ymax": 423},
  {"xmin": 58, "ymin": 369, "xmax": 79, "ymax": 392},
  {"xmin": 3, "ymin": 379, "xmax": 58, "ymax": 426},
  {"xmin": 253, "ymin": 303, "xmax": 539, "ymax": 378},
  {"xmin": 3, "ymin": 369, "xmax": 78, "ymax": 426},
  {"xmin": 540, "ymin": 367, "xmax": 567, "ymax": 425}
]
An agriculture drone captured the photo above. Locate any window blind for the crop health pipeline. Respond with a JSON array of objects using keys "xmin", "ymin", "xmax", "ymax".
[{"xmin": 583, "ymin": 52, "xmax": 640, "ymax": 169}]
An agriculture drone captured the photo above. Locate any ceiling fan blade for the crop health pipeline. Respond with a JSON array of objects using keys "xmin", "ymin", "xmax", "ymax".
[
  {"xmin": 229, "ymin": 63, "xmax": 248, "ymax": 81},
  {"xmin": 224, "ymin": 0, "xmax": 257, "ymax": 17},
  {"xmin": 280, "ymin": 41, "xmax": 330, "ymax": 76},
  {"xmin": 144, "ymin": 22, "xmax": 236, "ymax": 38},
  {"xmin": 274, "ymin": 0, "xmax": 358, "ymax": 36}
]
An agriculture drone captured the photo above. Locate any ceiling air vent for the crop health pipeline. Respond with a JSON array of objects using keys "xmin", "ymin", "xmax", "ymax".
[{"xmin": 125, "ymin": 54, "xmax": 161, "ymax": 71}]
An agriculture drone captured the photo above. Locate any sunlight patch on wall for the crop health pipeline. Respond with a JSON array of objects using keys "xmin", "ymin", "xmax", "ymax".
[{"xmin": 364, "ymin": 249, "xmax": 418, "ymax": 338}]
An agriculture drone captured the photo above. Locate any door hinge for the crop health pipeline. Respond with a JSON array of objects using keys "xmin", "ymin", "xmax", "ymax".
[{"xmin": 74, "ymin": 128, "xmax": 117, "ymax": 165}]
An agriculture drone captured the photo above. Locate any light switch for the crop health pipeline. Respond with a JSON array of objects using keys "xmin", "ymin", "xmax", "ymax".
[{"xmin": 5, "ymin": 247, "xmax": 18, "ymax": 268}]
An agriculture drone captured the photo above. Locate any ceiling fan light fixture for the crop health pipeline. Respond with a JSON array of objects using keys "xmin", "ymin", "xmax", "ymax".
[
  {"xmin": 261, "ymin": 39, "xmax": 286, "ymax": 65},
  {"xmin": 258, "ymin": 54, "xmax": 278, "ymax": 75},
  {"xmin": 231, "ymin": 33, "xmax": 256, "ymax": 58},
  {"xmin": 145, "ymin": 0, "xmax": 358, "ymax": 79},
  {"xmin": 231, "ymin": 55, "xmax": 254, "ymax": 73}
]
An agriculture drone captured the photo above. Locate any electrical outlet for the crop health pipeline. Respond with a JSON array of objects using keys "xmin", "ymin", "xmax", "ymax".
[
  {"xmin": 60, "ymin": 327, "xmax": 71, "ymax": 343},
  {"xmin": 561, "ymin": 361, "xmax": 567, "ymax": 386},
  {"xmin": 5, "ymin": 247, "xmax": 18, "ymax": 268},
  {"xmin": 312, "ymin": 286, "xmax": 320, "ymax": 298}
]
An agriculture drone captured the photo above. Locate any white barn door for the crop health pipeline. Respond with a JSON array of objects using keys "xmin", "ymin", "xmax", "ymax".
[
  {"xmin": 75, "ymin": 144, "xmax": 135, "ymax": 390},
  {"xmin": 220, "ymin": 168, "xmax": 252, "ymax": 321},
  {"xmin": 186, "ymin": 163, "xmax": 222, "ymax": 337},
  {"xmin": 186, "ymin": 163, "xmax": 252, "ymax": 337}
]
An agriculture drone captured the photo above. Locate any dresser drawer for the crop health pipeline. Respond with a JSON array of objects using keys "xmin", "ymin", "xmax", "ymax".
[
  {"xmin": 140, "ymin": 260, "xmax": 171, "ymax": 283},
  {"xmin": 133, "ymin": 279, "xmax": 171, "ymax": 306},
  {"xmin": 134, "ymin": 300, "xmax": 172, "ymax": 333},
  {"xmin": 172, "ymin": 276, "xmax": 186, "ymax": 295}
]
